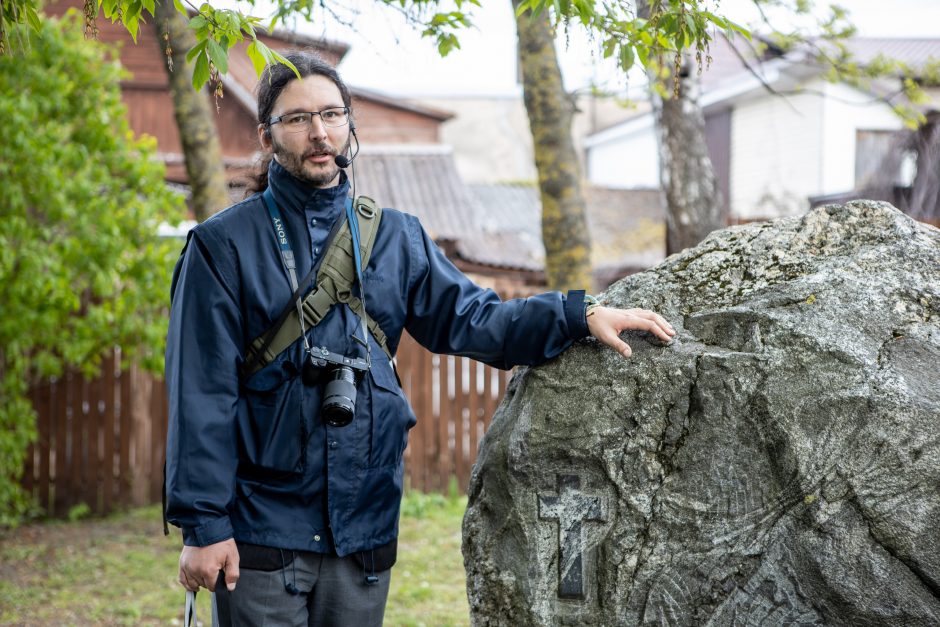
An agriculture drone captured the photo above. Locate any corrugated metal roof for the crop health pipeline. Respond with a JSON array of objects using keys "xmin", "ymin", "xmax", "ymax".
[
  {"xmin": 703, "ymin": 35, "xmax": 940, "ymax": 92},
  {"xmin": 352, "ymin": 147, "xmax": 480, "ymax": 241},
  {"xmin": 840, "ymin": 38, "xmax": 940, "ymax": 71}
]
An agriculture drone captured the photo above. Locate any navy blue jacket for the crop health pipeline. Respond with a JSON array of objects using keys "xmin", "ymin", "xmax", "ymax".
[{"xmin": 164, "ymin": 161, "xmax": 589, "ymax": 556}]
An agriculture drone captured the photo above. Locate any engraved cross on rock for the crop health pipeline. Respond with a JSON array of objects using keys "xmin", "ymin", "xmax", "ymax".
[{"xmin": 538, "ymin": 474, "xmax": 605, "ymax": 600}]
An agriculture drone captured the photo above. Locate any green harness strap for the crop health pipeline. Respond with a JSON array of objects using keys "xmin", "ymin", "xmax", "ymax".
[{"xmin": 243, "ymin": 196, "xmax": 390, "ymax": 378}]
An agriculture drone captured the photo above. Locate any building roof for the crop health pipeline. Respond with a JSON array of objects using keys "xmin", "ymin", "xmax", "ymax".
[
  {"xmin": 353, "ymin": 88, "xmax": 454, "ymax": 122},
  {"xmin": 462, "ymin": 183, "xmax": 666, "ymax": 279},
  {"xmin": 839, "ymin": 38, "xmax": 940, "ymax": 71},
  {"xmin": 352, "ymin": 145, "xmax": 480, "ymax": 242}
]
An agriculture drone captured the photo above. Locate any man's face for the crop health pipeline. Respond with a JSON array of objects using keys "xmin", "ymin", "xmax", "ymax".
[{"xmin": 259, "ymin": 75, "xmax": 350, "ymax": 188}]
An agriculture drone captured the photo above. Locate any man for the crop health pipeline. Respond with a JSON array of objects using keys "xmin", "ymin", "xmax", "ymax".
[{"xmin": 165, "ymin": 50, "xmax": 675, "ymax": 626}]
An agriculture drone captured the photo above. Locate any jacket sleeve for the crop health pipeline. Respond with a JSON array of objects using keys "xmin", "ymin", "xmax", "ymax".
[
  {"xmin": 403, "ymin": 218, "xmax": 589, "ymax": 370},
  {"xmin": 164, "ymin": 228, "xmax": 242, "ymax": 547}
]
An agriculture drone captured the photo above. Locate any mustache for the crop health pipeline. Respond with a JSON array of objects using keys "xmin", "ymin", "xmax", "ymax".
[{"xmin": 304, "ymin": 143, "xmax": 336, "ymax": 158}]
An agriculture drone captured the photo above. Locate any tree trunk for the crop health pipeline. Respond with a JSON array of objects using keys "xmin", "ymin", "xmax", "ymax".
[
  {"xmin": 154, "ymin": 1, "xmax": 229, "ymax": 222},
  {"xmin": 513, "ymin": 0, "xmax": 593, "ymax": 292},
  {"xmin": 637, "ymin": 1, "xmax": 724, "ymax": 255}
]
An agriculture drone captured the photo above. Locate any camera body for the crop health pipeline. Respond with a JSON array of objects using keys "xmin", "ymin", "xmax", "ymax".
[{"xmin": 302, "ymin": 346, "xmax": 369, "ymax": 427}]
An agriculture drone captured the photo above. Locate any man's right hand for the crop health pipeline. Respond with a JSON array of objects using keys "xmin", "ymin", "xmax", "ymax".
[{"xmin": 178, "ymin": 538, "xmax": 240, "ymax": 592}]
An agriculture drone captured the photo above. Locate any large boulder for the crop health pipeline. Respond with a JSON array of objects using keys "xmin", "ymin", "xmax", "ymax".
[{"xmin": 463, "ymin": 201, "xmax": 940, "ymax": 626}]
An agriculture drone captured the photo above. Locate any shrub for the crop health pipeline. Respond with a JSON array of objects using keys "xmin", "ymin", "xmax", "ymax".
[{"xmin": 0, "ymin": 15, "xmax": 184, "ymax": 524}]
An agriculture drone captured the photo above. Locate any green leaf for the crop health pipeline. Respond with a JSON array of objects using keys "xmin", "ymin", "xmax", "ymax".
[
  {"xmin": 619, "ymin": 44, "xmax": 635, "ymax": 71},
  {"xmin": 173, "ymin": 0, "xmax": 186, "ymax": 15},
  {"xmin": 206, "ymin": 38, "xmax": 228, "ymax": 74},
  {"xmin": 140, "ymin": 0, "xmax": 155, "ymax": 17},
  {"xmin": 123, "ymin": 13, "xmax": 139, "ymax": 43},
  {"xmin": 25, "ymin": 6, "xmax": 42, "ymax": 32},
  {"xmin": 725, "ymin": 19, "xmax": 752, "ymax": 40},
  {"xmin": 189, "ymin": 15, "xmax": 208, "ymax": 30},
  {"xmin": 269, "ymin": 48, "xmax": 299, "ymax": 77},
  {"xmin": 246, "ymin": 40, "xmax": 267, "ymax": 77},
  {"xmin": 101, "ymin": 0, "xmax": 118, "ymax": 19},
  {"xmin": 191, "ymin": 50, "xmax": 210, "ymax": 90},
  {"xmin": 185, "ymin": 39, "xmax": 207, "ymax": 63}
]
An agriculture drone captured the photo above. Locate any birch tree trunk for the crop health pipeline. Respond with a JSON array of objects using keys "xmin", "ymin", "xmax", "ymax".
[{"xmin": 638, "ymin": 1, "xmax": 725, "ymax": 255}]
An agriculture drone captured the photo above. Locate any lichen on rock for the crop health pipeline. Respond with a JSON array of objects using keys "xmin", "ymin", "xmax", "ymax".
[{"xmin": 463, "ymin": 201, "xmax": 940, "ymax": 626}]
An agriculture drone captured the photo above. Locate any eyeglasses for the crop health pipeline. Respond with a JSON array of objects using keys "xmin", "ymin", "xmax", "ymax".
[{"xmin": 268, "ymin": 107, "xmax": 350, "ymax": 133}]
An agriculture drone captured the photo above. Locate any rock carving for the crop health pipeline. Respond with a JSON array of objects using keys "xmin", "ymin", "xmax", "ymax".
[{"xmin": 537, "ymin": 474, "xmax": 605, "ymax": 600}]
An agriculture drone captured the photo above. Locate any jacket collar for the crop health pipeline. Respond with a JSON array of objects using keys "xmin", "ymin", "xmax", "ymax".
[{"xmin": 267, "ymin": 158, "xmax": 350, "ymax": 216}]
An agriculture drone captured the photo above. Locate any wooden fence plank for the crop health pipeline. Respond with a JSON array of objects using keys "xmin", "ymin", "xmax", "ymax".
[
  {"xmin": 119, "ymin": 350, "xmax": 132, "ymax": 507},
  {"xmin": 437, "ymin": 353, "xmax": 451, "ymax": 492},
  {"xmin": 415, "ymin": 340, "xmax": 432, "ymax": 492},
  {"xmin": 77, "ymin": 371, "xmax": 89, "ymax": 512},
  {"xmin": 397, "ymin": 340, "xmax": 418, "ymax": 490},
  {"xmin": 37, "ymin": 381, "xmax": 52, "ymax": 514},
  {"xmin": 452, "ymin": 356, "xmax": 467, "ymax": 492},
  {"xmin": 130, "ymin": 364, "xmax": 153, "ymax": 507},
  {"xmin": 484, "ymin": 367, "xmax": 497, "ymax": 443},
  {"xmin": 102, "ymin": 354, "xmax": 116, "ymax": 513},
  {"xmin": 468, "ymin": 361, "xmax": 481, "ymax": 484},
  {"xmin": 150, "ymin": 377, "xmax": 167, "ymax": 503},
  {"xmin": 52, "ymin": 377, "xmax": 67, "ymax": 516},
  {"xmin": 90, "ymin": 367, "xmax": 104, "ymax": 513}
]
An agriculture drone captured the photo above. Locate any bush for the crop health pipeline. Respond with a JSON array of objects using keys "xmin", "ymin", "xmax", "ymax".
[{"xmin": 0, "ymin": 15, "xmax": 184, "ymax": 524}]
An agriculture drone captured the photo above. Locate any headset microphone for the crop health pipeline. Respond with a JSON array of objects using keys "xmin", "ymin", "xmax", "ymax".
[{"xmin": 334, "ymin": 121, "xmax": 359, "ymax": 169}]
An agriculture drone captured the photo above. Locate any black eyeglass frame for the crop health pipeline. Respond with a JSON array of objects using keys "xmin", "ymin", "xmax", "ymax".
[{"xmin": 267, "ymin": 107, "xmax": 350, "ymax": 131}]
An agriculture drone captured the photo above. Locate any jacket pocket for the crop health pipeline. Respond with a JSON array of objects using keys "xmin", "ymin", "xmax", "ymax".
[
  {"xmin": 367, "ymin": 358, "xmax": 416, "ymax": 469},
  {"xmin": 238, "ymin": 352, "xmax": 304, "ymax": 474}
]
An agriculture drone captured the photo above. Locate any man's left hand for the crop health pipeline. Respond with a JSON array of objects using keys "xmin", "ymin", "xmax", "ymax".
[{"xmin": 587, "ymin": 306, "xmax": 676, "ymax": 358}]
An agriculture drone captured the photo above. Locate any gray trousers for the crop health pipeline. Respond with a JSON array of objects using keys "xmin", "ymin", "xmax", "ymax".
[{"xmin": 212, "ymin": 551, "xmax": 391, "ymax": 627}]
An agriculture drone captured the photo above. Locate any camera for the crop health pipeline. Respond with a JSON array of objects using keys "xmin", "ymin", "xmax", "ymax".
[
  {"xmin": 302, "ymin": 346, "xmax": 369, "ymax": 428},
  {"xmin": 322, "ymin": 365, "xmax": 357, "ymax": 427}
]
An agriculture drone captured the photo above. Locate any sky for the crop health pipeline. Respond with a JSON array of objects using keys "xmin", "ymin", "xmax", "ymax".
[{"xmin": 248, "ymin": 0, "xmax": 940, "ymax": 98}]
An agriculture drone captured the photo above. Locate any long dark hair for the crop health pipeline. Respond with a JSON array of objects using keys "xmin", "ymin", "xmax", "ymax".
[{"xmin": 243, "ymin": 50, "xmax": 353, "ymax": 195}]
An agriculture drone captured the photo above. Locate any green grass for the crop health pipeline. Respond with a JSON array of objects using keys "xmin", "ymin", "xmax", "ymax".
[{"xmin": 0, "ymin": 490, "xmax": 469, "ymax": 626}]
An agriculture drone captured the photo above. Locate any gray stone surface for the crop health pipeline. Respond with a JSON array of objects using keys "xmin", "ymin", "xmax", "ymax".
[{"xmin": 463, "ymin": 202, "xmax": 940, "ymax": 626}]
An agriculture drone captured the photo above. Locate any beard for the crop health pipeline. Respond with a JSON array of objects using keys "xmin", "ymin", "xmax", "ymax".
[{"xmin": 271, "ymin": 136, "xmax": 350, "ymax": 188}]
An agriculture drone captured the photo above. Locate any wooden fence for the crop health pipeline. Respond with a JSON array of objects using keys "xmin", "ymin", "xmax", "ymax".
[
  {"xmin": 23, "ymin": 335, "xmax": 514, "ymax": 518},
  {"xmin": 24, "ymin": 350, "xmax": 168, "ymax": 517}
]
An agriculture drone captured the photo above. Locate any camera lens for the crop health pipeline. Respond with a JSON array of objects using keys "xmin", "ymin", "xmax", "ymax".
[{"xmin": 322, "ymin": 366, "xmax": 357, "ymax": 427}]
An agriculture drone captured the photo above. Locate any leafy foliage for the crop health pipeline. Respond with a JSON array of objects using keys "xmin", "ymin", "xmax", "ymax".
[
  {"xmin": 0, "ymin": 0, "xmax": 486, "ymax": 89},
  {"xmin": 525, "ymin": 0, "xmax": 937, "ymax": 126},
  {"xmin": 0, "ymin": 16, "xmax": 184, "ymax": 523},
  {"xmin": 518, "ymin": 0, "xmax": 749, "ymax": 98}
]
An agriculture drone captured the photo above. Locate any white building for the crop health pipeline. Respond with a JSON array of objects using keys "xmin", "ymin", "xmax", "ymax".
[{"xmin": 584, "ymin": 37, "xmax": 940, "ymax": 220}]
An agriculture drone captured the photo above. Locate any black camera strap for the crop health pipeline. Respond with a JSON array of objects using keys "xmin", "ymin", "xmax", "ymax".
[{"xmin": 264, "ymin": 187, "xmax": 300, "ymax": 293}]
